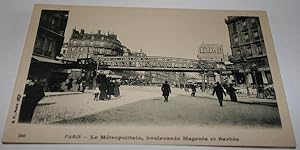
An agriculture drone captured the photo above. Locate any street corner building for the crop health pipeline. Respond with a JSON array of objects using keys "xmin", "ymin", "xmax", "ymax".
[
  {"xmin": 28, "ymin": 10, "xmax": 69, "ymax": 92},
  {"xmin": 225, "ymin": 16, "xmax": 273, "ymax": 88}
]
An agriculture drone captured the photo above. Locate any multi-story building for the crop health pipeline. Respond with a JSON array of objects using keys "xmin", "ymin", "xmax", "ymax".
[
  {"xmin": 28, "ymin": 10, "xmax": 69, "ymax": 91},
  {"xmin": 225, "ymin": 16, "xmax": 272, "ymax": 86},
  {"xmin": 62, "ymin": 29, "xmax": 125, "ymax": 61},
  {"xmin": 61, "ymin": 29, "xmax": 129, "ymax": 89}
]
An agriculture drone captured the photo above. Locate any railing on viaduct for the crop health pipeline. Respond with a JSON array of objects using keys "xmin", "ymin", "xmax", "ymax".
[{"xmin": 93, "ymin": 56, "xmax": 217, "ymax": 72}]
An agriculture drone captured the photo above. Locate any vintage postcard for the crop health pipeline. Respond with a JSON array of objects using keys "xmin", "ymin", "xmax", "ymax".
[{"xmin": 2, "ymin": 4, "xmax": 295, "ymax": 147}]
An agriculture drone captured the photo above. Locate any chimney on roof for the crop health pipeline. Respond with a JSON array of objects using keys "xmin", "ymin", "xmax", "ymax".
[
  {"xmin": 80, "ymin": 29, "xmax": 85, "ymax": 34},
  {"xmin": 97, "ymin": 30, "xmax": 101, "ymax": 34}
]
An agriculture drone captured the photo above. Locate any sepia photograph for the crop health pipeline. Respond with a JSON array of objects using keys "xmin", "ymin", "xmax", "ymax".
[{"xmin": 2, "ymin": 4, "xmax": 295, "ymax": 147}]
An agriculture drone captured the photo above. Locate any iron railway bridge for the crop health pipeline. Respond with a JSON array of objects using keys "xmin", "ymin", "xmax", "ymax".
[{"xmin": 65, "ymin": 56, "xmax": 220, "ymax": 72}]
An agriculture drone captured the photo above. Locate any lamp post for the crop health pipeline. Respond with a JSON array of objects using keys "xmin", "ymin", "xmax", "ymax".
[
  {"xmin": 92, "ymin": 57, "xmax": 101, "ymax": 89},
  {"xmin": 240, "ymin": 56, "xmax": 250, "ymax": 96},
  {"xmin": 198, "ymin": 61, "xmax": 206, "ymax": 92},
  {"xmin": 251, "ymin": 64, "xmax": 259, "ymax": 98}
]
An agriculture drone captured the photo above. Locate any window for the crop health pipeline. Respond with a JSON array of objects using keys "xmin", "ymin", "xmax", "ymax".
[
  {"xmin": 35, "ymin": 36, "xmax": 44, "ymax": 49},
  {"xmin": 251, "ymin": 18, "xmax": 256, "ymax": 26},
  {"xmin": 80, "ymin": 47, "xmax": 83, "ymax": 52},
  {"xmin": 100, "ymin": 48, "xmax": 104, "ymax": 54},
  {"xmin": 234, "ymin": 37, "xmax": 239, "ymax": 44},
  {"xmin": 234, "ymin": 49, "xmax": 241, "ymax": 57},
  {"xmin": 73, "ymin": 40, "xmax": 77, "ymax": 45},
  {"xmin": 242, "ymin": 19, "xmax": 247, "ymax": 27},
  {"xmin": 244, "ymin": 32, "xmax": 249, "ymax": 42},
  {"xmin": 265, "ymin": 71, "xmax": 273, "ymax": 84},
  {"xmin": 79, "ymin": 54, "xmax": 82, "ymax": 58},
  {"xmin": 253, "ymin": 30, "xmax": 259, "ymax": 40},
  {"xmin": 257, "ymin": 44, "xmax": 263, "ymax": 55},
  {"xmin": 247, "ymin": 45, "xmax": 252, "ymax": 56},
  {"xmin": 107, "ymin": 49, "xmax": 112, "ymax": 55},
  {"xmin": 232, "ymin": 24, "xmax": 237, "ymax": 33},
  {"xmin": 51, "ymin": 17, "xmax": 56, "ymax": 25},
  {"xmin": 88, "ymin": 47, "xmax": 93, "ymax": 53}
]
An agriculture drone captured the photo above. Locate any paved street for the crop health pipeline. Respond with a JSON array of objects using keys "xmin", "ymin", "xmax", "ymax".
[{"xmin": 32, "ymin": 86, "xmax": 281, "ymax": 128}]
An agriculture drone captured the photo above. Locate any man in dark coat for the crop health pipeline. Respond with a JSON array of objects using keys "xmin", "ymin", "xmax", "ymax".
[
  {"xmin": 190, "ymin": 84, "xmax": 197, "ymax": 96},
  {"xmin": 227, "ymin": 84, "xmax": 238, "ymax": 102},
  {"xmin": 107, "ymin": 81, "xmax": 115, "ymax": 100},
  {"xmin": 66, "ymin": 78, "xmax": 73, "ymax": 91},
  {"xmin": 19, "ymin": 77, "xmax": 45, "ymax": 123},
  {"xmin": 97, "ymin": 74, "xmax": 109, "ymax": 100},
  {"xmin": 212, "ymin": 82, "xmax": 226, "ymax": 107},
  {"xmin": 161, "ymin": 81, "xmax": 171, "ymax": 102}
]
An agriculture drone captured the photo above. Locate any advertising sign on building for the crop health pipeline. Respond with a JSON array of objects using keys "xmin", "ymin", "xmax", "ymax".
[{"xmin": 197, "ymin": 43, "xmax": 224, "ymax": 61}]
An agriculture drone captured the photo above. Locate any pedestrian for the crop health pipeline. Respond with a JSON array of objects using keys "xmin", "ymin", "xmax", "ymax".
[
  {"xmin": 227, "ymin": 84, "xmax": 238, "ymax": 102},
  {"xmin": 113, "ymin": 81, "xmax": 120, "ymax": 97},
  {"xmin": 81, "ymin": 80, "xmax": 87, "ymax": 93},
  {"xmin": 99, "ymin": 83, "xmax": 108, "ymax": 100},
  {"xmin": 107, "ymin": 81, "xmax": 114, "ymax": 100},
  {"xmin": 66, "ymin": 78, "xmax": 73, "ymax": 91},
  {"xmin": 209, "ymin": 83, "xmax": 214, "ymax": 93},
  {"xmin": 93, "ymin": 86, "xmax": 100, "ymax": 101},
  {"xmin": 76, "ymin": 77, "xmax": 82, "ymax": 92},
  {"xmin": 19, "ymin": 77, "xmax": 45, "ymax": 123},
  {"xmin": 212, "ymin": 82, "xmax": 226, "ymax": 107},
  {"xmin": 191, "ymin": 83, "xmax": 197, "ymax": 96},
  {"xmin": 161, "ymin": 81, "xmax": 171, "ymax": 102},
  {"xmin": 98, "ymin": 74, "xmax": 108, "ymax": 100}
]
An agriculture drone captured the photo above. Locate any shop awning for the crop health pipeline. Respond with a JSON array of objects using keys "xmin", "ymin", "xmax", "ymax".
[{"xmin": 32, "ymin": 55, "xmax": 63, "ymax": 64}]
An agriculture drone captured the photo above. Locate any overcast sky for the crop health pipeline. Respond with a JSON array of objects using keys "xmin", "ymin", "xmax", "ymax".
[{"xmin": 64, "ymin": 6, "xmax": 233, "ymax": 59}]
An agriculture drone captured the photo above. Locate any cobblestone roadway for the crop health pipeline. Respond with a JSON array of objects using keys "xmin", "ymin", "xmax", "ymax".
[
  {"xmin": 32, "ymin": 86, "xmax": 280, "ymax": 128},
  {"xmin": 55, "ymin": 94, "xmax": 281, "ymax": 128}
]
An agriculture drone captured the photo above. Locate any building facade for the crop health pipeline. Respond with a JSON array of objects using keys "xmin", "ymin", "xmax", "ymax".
[
  {"xmin": 62, "ymin": 29, "xmax": 125, "ymax": 61},
  {"xmin": 225, "ymin": 16, "xmax": 272, "ymax": 86},
  {"xmin": 61, "ymin": 29, "xmax": 132, "ymax": 89},
  {"xmin": 28, "ymin": 10, "xmax": 69, "ymax": 91}
]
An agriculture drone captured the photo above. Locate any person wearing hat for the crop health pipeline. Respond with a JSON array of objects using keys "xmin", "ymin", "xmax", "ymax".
[
  {"xmin": 212, "ymin": 82, "xmax": 226, "ymax": 107},
  {"xmin": 161, "ymin": 81, "xmax": 171, "ymax": 102},
  {"xmin": 19, "ymin": 77, "xmax": 45, "ymax": 123}
]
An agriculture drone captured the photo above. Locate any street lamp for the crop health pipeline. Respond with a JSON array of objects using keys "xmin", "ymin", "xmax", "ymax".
[
  {"xmin": 240, "ymin": 55, "xmax": 250, "ymax": 96},
  {"xmin": 250, "ymin": 64, "xmax": 259, "ymax": 98}
]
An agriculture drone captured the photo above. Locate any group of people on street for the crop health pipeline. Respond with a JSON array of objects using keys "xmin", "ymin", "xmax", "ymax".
[
  {"xmin": 94, "ymin": 73, "xmax": 120, "ymax": 101},
  {"xmin": 18, "ymin": 76, "xmax": 237, "ymax": 124},
  {"xmin": 161, "ymin": 80, "xmax": 238, "ymax": 107},
  {"xmin": 211, "ymin": 82, "xmax": 238, "ymax": 107},
  {"xmin": 65, "ymin": 77, "xmax": 87, "ymax": 93}
]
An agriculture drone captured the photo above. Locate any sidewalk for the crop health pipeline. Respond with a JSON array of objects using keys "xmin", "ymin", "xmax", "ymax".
[
  {"xmin": 33, "ymin": 86, "xmax": 161, "ymax": 124},
  {"xmin": 44, "ymin": 91, "xmax": 82, "ymax": 97},
  {"xmin": 173, "ymin": 88, "xmax": 277, "ymax": 105}
]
